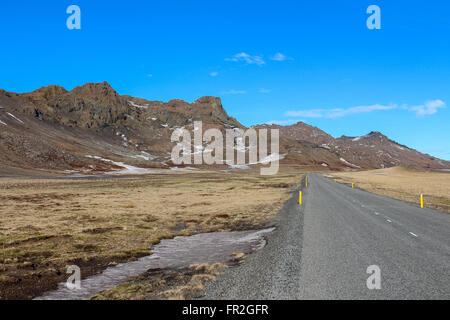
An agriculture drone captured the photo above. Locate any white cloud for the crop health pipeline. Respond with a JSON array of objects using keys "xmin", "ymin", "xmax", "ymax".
[
  {"xmin": 285, "ymin": 109, "xmax": 325, "ymax": 118},
  {"xmin": 259, "ymin": 88, "xmax": 271, "ymax": 94},
  {"xmin": 221, "ymin": 89, "xmax": 246, "ymax": 95},
  {"xmin": 284, "ymin": 100, "xmax": 445, "ymax": 119},
  {"xmin": 225, "ymin": 52, "xmax": 265, "ymax": 66},
  {"xmin": 285, "ymin": 104, "xmax": 397, "ymax": 118},
  {"xmin": 328, "ymin": 104, "xmax": 397, "ymax": 118},
  {"xmin": 266, "ymin": 119, "xmax": 302, "ymax": 125},
  {"xmin": 210, "ymin": 71, "xmax": 219, "ymax": 77},
  {"xmin": 270, "ymin": 53, "xmax": 292, "ymax": 61},
  {"xmin": 409, "ymin": 100, "xmax": 446, "ymax": 117}
]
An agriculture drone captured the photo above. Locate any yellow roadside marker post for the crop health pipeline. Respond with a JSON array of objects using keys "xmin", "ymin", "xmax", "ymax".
[
  {"xmin": 352, "ymin": 183, "xmax": 354, "ymax": 189},
  {"xmin": 299, "ymin": 191, "xmax": 302, "ymax": 205},
  {"xmin": 306, "ymin": 176, "xmax": 308, "ymax": 188},
  {"xmin": 420, "ymin": 194, "xmax": 424, "ymax": 209}
]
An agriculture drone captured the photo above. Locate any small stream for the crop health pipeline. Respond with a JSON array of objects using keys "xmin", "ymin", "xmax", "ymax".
[{"xmin": 35, "ymin": 228, "xmax": 274, "ymax": 300}]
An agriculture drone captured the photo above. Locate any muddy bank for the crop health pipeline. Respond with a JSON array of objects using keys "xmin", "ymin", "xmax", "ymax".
[{"xmin": 0, "ymin": 254, "xmax": 141, "ymax": 300}]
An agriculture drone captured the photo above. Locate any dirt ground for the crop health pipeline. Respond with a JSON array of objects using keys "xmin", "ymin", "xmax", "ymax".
[
  {"xmin": 0, "ymin": 169, "xmax": 304, "ymax": 300},
  {"xmin": 332, "ymin": 167, "xmax": 450, "ymax": 213}
]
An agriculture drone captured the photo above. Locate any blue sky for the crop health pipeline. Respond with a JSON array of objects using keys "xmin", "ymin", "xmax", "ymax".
[{"xmin": 0, "ymin": 0, "xmax": 449, "ymax": 160}]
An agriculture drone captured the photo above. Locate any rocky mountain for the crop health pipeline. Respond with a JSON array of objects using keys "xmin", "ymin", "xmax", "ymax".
[
  {"xmin": 0, "ymin": 82, "xmax": 249, "ymax": 175},
  {"xmin": 262, "ymin": 121, "xmax": 449, "ymax": 170},
  {"xmin": 0, "ymin": 82, "xmax": 448, "ymax": 176}
]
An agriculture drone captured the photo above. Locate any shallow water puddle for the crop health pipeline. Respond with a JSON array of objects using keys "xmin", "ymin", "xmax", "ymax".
[{"xmin": 35, "ymin": 228, "xmax": 274, "ymax": 300}]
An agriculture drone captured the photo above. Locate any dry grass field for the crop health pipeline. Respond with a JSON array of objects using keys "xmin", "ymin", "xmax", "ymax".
[
  {"xmin": 333, "ymin": 167, "xmax": 450, "ymax": 213},
  {"xmin": 0, "ymin": 169, "xmax": 304, "ymax": 299}
]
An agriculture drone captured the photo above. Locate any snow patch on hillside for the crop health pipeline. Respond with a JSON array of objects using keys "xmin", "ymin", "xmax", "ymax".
[
  {"xmin": 86, "ymin": 155, "xmax": 155, "ymax": 174},
  {"xmin": 228, "ymin": 164, "xmax": 251, "ymax": 170},
  {"xmin": 128, "ymin": 101, "xmax": 149, "ymax": 109},
  {"xmin": 259, "ymin": 153, "xmax": 286, "ymax": 164},
  {"xmin": 130, "ymin": 151, "xmax": 156, "ymax": 161},
  {"xmin": 340, "ymin": 157, "xmax": 361, "ymax": 168},
  {"xmin": 170, "ymin": 167, "xmax": 199, "ymax": 171},
  {"xmin": 7, "ymin": 112, "xmax": 24, "ymax": 123},
  {"xmin": 226, "ymin": 153, "xmax": 286, "ymax": 170}
]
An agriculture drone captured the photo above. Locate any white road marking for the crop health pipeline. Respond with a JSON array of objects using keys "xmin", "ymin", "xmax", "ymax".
[{"xmin": 409, "ymin": 232, "xmax": 418, "ymax": 237}]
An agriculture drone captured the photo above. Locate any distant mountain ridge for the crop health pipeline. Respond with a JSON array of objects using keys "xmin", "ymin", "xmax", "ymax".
[
  {"xmin": 0, "ymin": 82, "xmax": 448, "ymax": 176},
  {"xmin": 260, "ymin": 122, "xmax": 448, "ymax": 170}
]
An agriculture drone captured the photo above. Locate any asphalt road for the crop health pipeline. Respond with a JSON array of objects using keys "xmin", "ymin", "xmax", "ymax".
[{"xmin": 204, "ymin": 174, "xmax": 450, "ymax": 299}]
